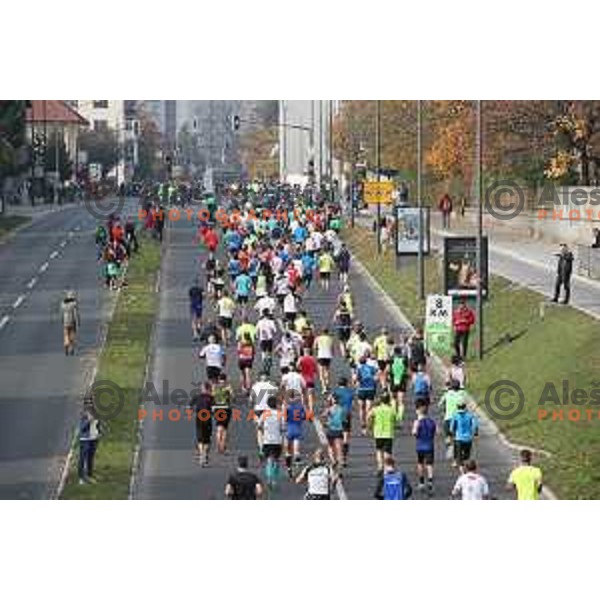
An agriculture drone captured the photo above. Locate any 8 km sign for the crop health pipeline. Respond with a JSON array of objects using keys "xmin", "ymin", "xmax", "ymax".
[
  {"xmin": 425, "ymin": 294, "xmax": 453, "ymax": 356},
  {"xmin": 363, "ymin": 181, "xmax": 394, "ymax": 205}
]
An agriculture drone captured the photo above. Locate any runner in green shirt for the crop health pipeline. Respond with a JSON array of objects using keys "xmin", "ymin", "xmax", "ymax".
[
  {"xmin": 438, "ymin": 379, "xmax": 466, "ymax": 458},
  {"xmin": 508, "ymin": 449, "xmax": 543, "ymax": 500},
  {"xmin": 368, "ymin": 393, "xmax": 399, "ymax": 473},
  {"xmin": 318, "ymin": 251, "xmax": 334, "ymax": 291}
]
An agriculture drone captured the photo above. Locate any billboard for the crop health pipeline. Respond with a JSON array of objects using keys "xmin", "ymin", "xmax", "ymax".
[
  {"xmin": 443, "ymin": 236, "xmax": 489, "ymax": 297},
  {"xmin": 396, "ymin": 207, "xmax": 430, "ymax": 255}
]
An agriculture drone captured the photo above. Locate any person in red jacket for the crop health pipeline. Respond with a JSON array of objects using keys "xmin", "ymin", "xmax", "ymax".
[
  {"xmin": 452, "ymin": 298, "xmax": 475, "ymax": 360},
  {"xmin": 439, "ymin": 193, "xmax": 453, "ymax": 229}
]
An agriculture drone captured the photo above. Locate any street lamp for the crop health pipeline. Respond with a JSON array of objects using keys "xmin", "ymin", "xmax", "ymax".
[
  {"xmin": 375, "ymin": 100, "xmax": 381, "ymax": 254},
  {"xmin": 476, "ymin": 100, "xmax": 484, "ymax": 360},
  {"xmin": 417, "ymin": 100, "xmax": 425, "ymax": 300}
]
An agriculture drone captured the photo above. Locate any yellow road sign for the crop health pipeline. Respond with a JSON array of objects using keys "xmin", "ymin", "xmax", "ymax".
[{"xmin": 363, "ymin": 180, "xmax": 394, "ymax": 204}]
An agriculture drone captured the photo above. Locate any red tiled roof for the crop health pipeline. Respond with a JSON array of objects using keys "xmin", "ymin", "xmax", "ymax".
[{"xmin": 26, "ymin": 100, "xmax": 89, "ymax": 126}]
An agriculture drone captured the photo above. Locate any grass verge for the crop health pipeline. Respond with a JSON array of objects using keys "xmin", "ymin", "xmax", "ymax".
[
  {"xmin": 344, "ymin": 226, "xmax": 600, "ymax": 499},
  {"xmin": 0, "ymin": 215, "xmax": 30, "ymax": 240},
  {"xmin": 61, "ymin": 238, "xmax": 161, "ymax": 499}
]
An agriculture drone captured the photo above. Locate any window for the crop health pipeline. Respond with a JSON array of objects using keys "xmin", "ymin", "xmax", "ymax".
[
  {"xmin": 93, "ymin": 100, "xmax": 109, "ymax": 109},
  {"xmin": 93, "ymin": 120, "xmax": 108, "ymax": 132}
]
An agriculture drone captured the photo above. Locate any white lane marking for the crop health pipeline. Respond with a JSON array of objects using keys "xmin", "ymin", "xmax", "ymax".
[
  {"xmin": 39, "ymin": 262, "xmax": 49, "ymax": 273},
  {"xmin": 12, "ymin": 295, "xmax": 25, "ymax": 309},
  {"xmin": 74, "ymin": 226, "xmax": 80, "ymax": 231},
  {"xmin": 0, "ymin": 316, "xmax": 10, "ymax": 330},
  {"xmin": 60, "ymin": 240, "xmax": 67, "ymax": 248},
  {"xmin": 49, "ymin": 250, "xmax": 59, "ymax": 259},
  {"xmin": 27, "ymin": 277, "xmax": 37, "ymax": 289},
  {"xmin": 68, "ymin": 232, "xmax": 74, "ymax": 238}
]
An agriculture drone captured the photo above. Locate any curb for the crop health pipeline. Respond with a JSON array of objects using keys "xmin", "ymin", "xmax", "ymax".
[{"xmin": 350, "ymin": 254, "xmax": 558, "ymax": 500}]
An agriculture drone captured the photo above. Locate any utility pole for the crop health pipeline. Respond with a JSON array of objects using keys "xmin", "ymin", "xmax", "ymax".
[
  {"xmin": 318, "ymin": 100, "xmax": 324, "ymax": 184},
  {"xmin": 328, "ymin": 100, "xmax": 334, "ymax": 186},
  {"xmin": 417, "ymin": 100, "xmax": 425, "ymax": 299},
  {"xmin": 375, "ymin": 100, "xmax": 381, "ymax": 254},
  {"xmin": 476, "ymin": 100, "xmax": 484, "ymax": 360}
]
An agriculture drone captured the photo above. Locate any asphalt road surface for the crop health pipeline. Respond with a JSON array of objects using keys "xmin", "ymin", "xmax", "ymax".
[
  {"xmin": 0, "ymin": 198, "xmax": 137, "ymax": 499},
  {"xmin": 134, "ymin": 216, "xmax": 517, "ymax": 500}
]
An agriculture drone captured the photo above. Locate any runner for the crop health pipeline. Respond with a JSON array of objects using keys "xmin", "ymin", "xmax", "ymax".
[
  {"xmin": 333, "ymin": 299, "xmax": 352, "ymax": 358},
  {"xmin": 322, "ymin": 393, "xmax": 345, "ymax": 468},
  {"xmin": 61, "ymin": 290, "xmax": 80, "ymax": 356},
  {"xmin": 412, "ymin": 363, "xmax": 432, "ymax": 407},
  {"xmin": 250, "ymin": 372, "xmax": 278, "ymax": 455},
  {"xmin": 368, "ymin": 392, "xmax": 399, "ymax": 474},
  {"xmin": 256, "ymin": 310, "xmax": 278, "ymax": 375},
  {"xmin": 297, "ymin": 346, "xmax": 318, "ymax": 412},
  {"xmin": 284, "ymin": 395, "xmax": 307, "ymax": 477},
  {"xmin": 332, "ymin": 377, "xmax": 355, "ymax": 467},
  {"xmin": 388, "ymin": 345, "xmax": 408, "ymax": 418},
  {"xmin": 237, "ymin": 331, "xmax": 255, "ymax": 392},
  {"xmin": 216, "ymin": 290, "xmax": 236, "ymax": 344},
  {"xmin": 197, "ymin": 334, "xmax": 226, "ymax": 383},
  {"xmin": 438, "ymin": 379, "xmax": 466, "ymax": 458},
  {"xmin": 374, "ymin": 457, "xmax": 412, "ymax": 500},
  {"xmin": 213, "ymin": 372, "xmax": 233, "ymax": 454},
  {"xmin": 280, "ymin": 363, "xmax": 307, "ymax": 406},
  {"xmin": 373, "ymin": 327, "xmax": 392, "ymax": 388},
  {"xmin": 412, "ymin": 399, "xmax": 437, "ymax": 495},
  {"xmin": 189, "ymin": 382, "xmax": 214, "ymax": 467},
  {"xmin": 314, "ymin": 327, "xmax": 334, "ymax": 390},
  {"xmin": 452, "ymin": 460, "xmax": 490, "ymax": 500},
  {"xmin": 318, "ymin": 247, "xmax": 334, "ymax": 291},
  {"xmin": 507, "ymin": 449, "xmax": 543, "ymax": 500},
  {"xmin": 354, "ymin": 355, "xmax": 378, "ymax": 435},
  {"xmin": 450, "ymin": 402, "xmax": 479, "ymax": 470},
  {"xmin": 296, "ymin": 449, "xmax": 336, "ymax": 500},
  {"xmin": 188, "ymin": 281, "xmax": 204, "ymax": 341},
  {"xmin": 225, "ymin": 455, "xmax": 264, "ymax": 500},
  {"xmin": 258, "ymin": 396, "xmax": 285, "ymax": 488}
]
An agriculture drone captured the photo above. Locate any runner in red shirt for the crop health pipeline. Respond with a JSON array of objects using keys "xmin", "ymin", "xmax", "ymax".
[
  {"xmin": 297, "ymin": 346, "xmax": 318, "ymax": 412},
  {"xmin": 204, "ymin": 227, "xmax": 219, "ymax": 253}
]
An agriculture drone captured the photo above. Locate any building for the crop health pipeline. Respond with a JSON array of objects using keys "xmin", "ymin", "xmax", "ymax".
[
  {"xmin": 69, "ymin": 100, "xmax": 137, "ymax": 184},
  {"xmin": 141, "ymin": 100, "xmax": 165, "ymax": 134},
  {"xmin": 25, "ymin": 100, "xmax": 89, "ymax": 177},
  {"xmin": 278, "ymin": 100, "xmax": 338, "ymax": 185}
]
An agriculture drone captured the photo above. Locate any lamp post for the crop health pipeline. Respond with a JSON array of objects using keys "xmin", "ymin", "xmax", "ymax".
[
  {"xmin": 476, "ymin": 100, "xmax": 484, "ymax": 360},
  {"xmin": 417, "ymin": 100, "xmax": 425, "ymax": 299},
  {"xmin": 375, "ymin": 100, "xmax": 381, "ymax": 254}
]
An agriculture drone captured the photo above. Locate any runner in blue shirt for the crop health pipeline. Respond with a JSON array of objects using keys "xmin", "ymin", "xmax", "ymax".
[
  {"xmin": 333, "ymin": 376, "xmax": 354, "ymax": 467},
  {"xmin": 450, "ymin": 402, "xmax": 479, "ymax": 469},
  {"xmin": 285, "ymin": 398, "xmax": 307, "ymax": 477},
  {"xmin": 412, "ymin": 399, "xmax": 437, "ymax": 496},
  {"xmin": 234, "ymin": 271, "xmax": 252, "ymax": 305},
  {"xmin": 301, "ymin": 252, "xmax": 315, "ymax": 289},
  {"xmin": 354, "ymin": 356, "xmax": 378, "ymax": 435},
  {"xmin": 228, "ymin": 255, "xmax": 241, "ymax": 280},
  {"xmin": 374, "ymin": 457, "xmax": 412, "ymax": 500}
]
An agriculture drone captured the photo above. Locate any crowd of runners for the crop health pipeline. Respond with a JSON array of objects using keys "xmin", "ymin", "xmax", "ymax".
[{"xmin": 132, "ymin": 180, "xmax": 543, "ymax": 500}]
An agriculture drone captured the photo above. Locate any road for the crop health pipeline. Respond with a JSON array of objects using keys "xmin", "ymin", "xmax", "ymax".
[
  {"xmin": 0, "ymin": 199, "xmax": 135, "ymax": 499},
  {"xmin": 134, "ymin": 215, "xmax": 517, "ymax": 500}
]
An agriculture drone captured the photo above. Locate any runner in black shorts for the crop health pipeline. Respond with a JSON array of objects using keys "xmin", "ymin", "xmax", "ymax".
[
  {"xmin": 189, "ymin": 382, "xmax": 214, "ymax": 467},
  {"xmin": 375, "ymin": 438, "xmax": 393, "ymax": 455}
]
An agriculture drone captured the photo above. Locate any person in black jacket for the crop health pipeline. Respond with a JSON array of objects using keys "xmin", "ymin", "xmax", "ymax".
[{"xmin": 552, "ymin": 243, "xmax": 574, "ymax": 304}]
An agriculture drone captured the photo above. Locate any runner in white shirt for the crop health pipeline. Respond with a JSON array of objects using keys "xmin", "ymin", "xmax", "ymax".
[
  {"xmin": 250, "ymin": 374, "xmax": 279, "ymax": 451},
  {"xmin": 259, "ymin": 396, "xmax": 284, "ymax": 463},
  {"xmin": 256, "ymin": 312, "xmax": 278, "ymax": 370},
  {"xmin": 283, "ymin": 291, "xmax": 299, "ymax": 325},
  {"xmin": 452, "ymin": 460, "xmax": 490, "ymax": 500},
  {"xmin": 314, "ymin": 328, "xmax": 334, "ymax": 389},
  {"xmin": 276, "ymin": 331, "xmax": 298, "ymax": 370},
  {"xmin": 198, "ymin": 335, "xmax": 226, "ymax": 382},
  {"xmin": 255, "ymin": 294, "xmax": 276, "ymax": 316},
  {"xmin": 280, "ymin": 364, "xmax": 306, "ymax": 404},
  {"xmin": 311, "ymin": 230, "xmax": 323, "ymax": 251}
]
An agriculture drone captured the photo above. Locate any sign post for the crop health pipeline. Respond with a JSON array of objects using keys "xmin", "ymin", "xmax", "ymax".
[
  {"xmin": 425, "ymin": 294, "xmax": 453, "ymax": 356},
  {"xmin": 363, "ymin": 180, "xmax": 394, "ymax": 205}
]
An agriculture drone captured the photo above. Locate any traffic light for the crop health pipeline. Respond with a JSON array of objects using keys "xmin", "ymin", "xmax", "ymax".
[
  {"xmin": 307, "ymin": 159, "xmax": 315, "ymax": 179},
  {"xmin": 232, "ymin": 115, "xmax": 241, "ymax": 131}
]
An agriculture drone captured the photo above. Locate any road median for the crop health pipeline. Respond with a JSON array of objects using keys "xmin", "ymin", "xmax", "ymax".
[{"xmin": 61, "ymin": 237, "xmax": 161, "ymax": 499}]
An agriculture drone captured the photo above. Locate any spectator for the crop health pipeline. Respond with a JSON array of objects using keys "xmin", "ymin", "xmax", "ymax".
[
  {"xmin": 551, "ymin": 243, "xmax": 574, "ymax": 305},
  {"xmin": 452, "ymin": 298, "xmax": 475, "ymax": 360},
  {"xmin": 439, "ymin": 193, "xmax": 453, "ymax": 229},
  {"xmin": 78, "ymin": 403, "xmax": 100, "ymax": 484}
]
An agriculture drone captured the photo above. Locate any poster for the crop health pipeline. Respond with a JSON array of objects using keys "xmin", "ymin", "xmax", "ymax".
[
  {"xmin": 443, "ymin": 236, "xmax": 489, "ymax": 297},
  {"xmin": 396, "ymin": 207, "xmax": 430, "ymax": 255},
  {"xmin": 425, "ymin": 294, "xmax": 453, "ymax": 355}
]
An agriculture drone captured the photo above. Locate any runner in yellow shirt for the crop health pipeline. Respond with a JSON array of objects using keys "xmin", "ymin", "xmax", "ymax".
[
  {"xmin": 507, "ymin": 449, "xmax": 543, "ymax": 500},
  {"xmin": 318, "ymin": 250, "xmax": 334, "ymax": 291},
  {"xmin": 373, "ymin": 327, "xmax": 392, "ymax": 388}
]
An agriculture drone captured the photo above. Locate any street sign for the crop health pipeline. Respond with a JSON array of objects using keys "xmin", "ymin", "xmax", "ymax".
[
  {"xmin": 363, "ymin": 180, "xmax": 394, "ymax": 205},
  {"xmin": 425, "ymin": 294, "xmax": 453, "ymax": 355}
]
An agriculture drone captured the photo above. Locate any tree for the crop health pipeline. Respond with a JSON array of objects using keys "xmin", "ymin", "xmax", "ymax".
[
  {"xmin": 0, "ymin": 101, "xmax": 27, "ymax": 180},
  {"xmin": 239, "ymin": 126, "xmax": 278, "ymax": 179},
  {"xmin": 44, "ymin": 131, "xmax": 73, "ymax": 182},
  {"xmin": 78, "ymin": 128, "xmax": 118, "ymax": 177}
]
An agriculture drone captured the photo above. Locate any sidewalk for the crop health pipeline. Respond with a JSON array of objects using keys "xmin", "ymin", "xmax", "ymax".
[
  {"xmin": 4, "ymin": 201, "xmax": 80, "ymax": 219},
  {"xmin": 429, "ymin": 211, "xmax": 600, "ymax": 320}
]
